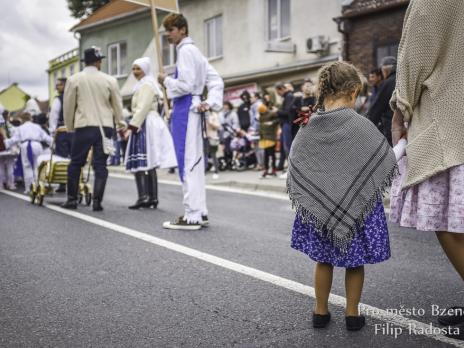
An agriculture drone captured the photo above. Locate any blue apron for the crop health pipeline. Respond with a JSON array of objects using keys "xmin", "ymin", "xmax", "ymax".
[{"xmin": 170, "ymin": 68, "xmax": 192, "ymax": 182}]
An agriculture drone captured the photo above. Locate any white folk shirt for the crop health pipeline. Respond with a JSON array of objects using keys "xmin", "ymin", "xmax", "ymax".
[
  {"xmin": 164, "ymin": 37, "xmax": 224, "ymax": 112},
  {"xmin": 5, "ymin": 121, "xmax": 52, "ymax": 149},
  {"xmin": 49, "ymin": 97, "xmax": 61, "ymax": 135}
]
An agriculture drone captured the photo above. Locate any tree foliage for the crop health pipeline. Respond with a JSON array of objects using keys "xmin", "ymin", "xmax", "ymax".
[{"xmin": 67, "ymin": 0, "xmax": 111, "ymax": 19}]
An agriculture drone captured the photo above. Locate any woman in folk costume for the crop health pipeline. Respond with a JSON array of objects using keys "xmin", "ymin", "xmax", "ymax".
[
  {"xmin": 0, "ymin": 113, "xmax": 19, "ymax": 190},
  {"xmin": 287, "ymin": 62, "xmax": 397, "ymax": 331},
  {"xmin": 125, "ymin": 57, "xmax": 177, "ymax": 209},
  {"xmin": 389, "ymin": 0, "xmax": 464, "ymax": 340},
  {"xmin": 4, "ymin": 112, "xmax": 52, "ymax": 193}
]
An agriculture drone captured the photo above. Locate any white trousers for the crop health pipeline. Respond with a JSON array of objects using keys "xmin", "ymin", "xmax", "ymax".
[
  {"xmin": 183, "ymin": 111, "xmax": 207, "ymax": 223},
  {"xmin": 19, "ymin": 142, "xmax": 45, "ymax": 193},
  {"xmin": 0, "ymin": 157, "xmax": 15, "ymax": 188}
]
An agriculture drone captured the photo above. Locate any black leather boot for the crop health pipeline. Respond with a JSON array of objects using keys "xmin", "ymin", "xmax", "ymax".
[
  {"xmin": 92, "ymin": 177, "xmax": 107, "ymax": 212},
  {"xmin": 144, "ymin": 168, "xmax": 158, "ymax": 209},
  {"xmin": 61, "ymin": 175, "xmax": 79, "ymax": 209},
  {"xmin": 129, "ymin": 172, "xmax": 148, "ymax": 209}
]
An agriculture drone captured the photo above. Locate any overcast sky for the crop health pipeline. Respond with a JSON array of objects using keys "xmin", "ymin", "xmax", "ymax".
[{"xmin": 0, "ymin": 0, "xmax": 78, "ymax": 100}]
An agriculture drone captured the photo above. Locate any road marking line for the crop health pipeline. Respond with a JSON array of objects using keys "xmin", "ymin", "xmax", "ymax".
[{"xmin": 1, "ymin": 190, "xmax": 454, "ymax": 346}]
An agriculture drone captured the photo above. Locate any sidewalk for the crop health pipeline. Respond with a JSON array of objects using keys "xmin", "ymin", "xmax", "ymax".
[
  {"xmin": 108, "ymin": 165, "xmax": 391, "ymax": 207},
  {"xmin": 108, "ymin": 165, "xmax": 288, "ymax": 194}
]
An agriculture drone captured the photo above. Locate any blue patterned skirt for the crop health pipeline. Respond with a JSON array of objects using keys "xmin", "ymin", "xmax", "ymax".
[
  {"xmin": 291, "ymin": 200, "xmax": 391, "ymax": 268},
  {"xmin": 126, "ymin": 122, "xmax": 148, "ymax": 172}
]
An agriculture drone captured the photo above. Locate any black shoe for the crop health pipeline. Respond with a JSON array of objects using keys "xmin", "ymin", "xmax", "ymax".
[
  {"xmin": 93, "ymin": 200, "xmax": 103, "ymax": 211},
  {"xmin": 438, "ymin": 307, "xmax": 464, "ymax": 326},
  {"xmin": 129, "ymin": 198, "xmax": 149, "ymax": 210},
  {"xmin": 145, "ymin": 169, "xmax": 158, "ymax": 209},
  {"xmin": 201, "ymin": 215, "xmax": 209, "ymax": 227},
  {"xmin": 162, "ymin": 216, "xmax": 202, "ymax": 230},
  {"xmin": 129, "ymin": 172, "xmax": 148, "ymax": 210},
  {"xmin": 446, "ymin": 322, "xmax": 464, "ymax": 341},
  {"xmin": 61, "ymin": 199, "xmax": 78, "ymax": 209},
  {"xmin": 313, "ymin": 312, "xmax": 331, "ymax": 328},
  {"xmin": 92, "ymin": 177, "xmax": 107, "ymax": 212},
  {"xmin": 346, "ymin": 315, "xmax": 366, "ymax": 331}
]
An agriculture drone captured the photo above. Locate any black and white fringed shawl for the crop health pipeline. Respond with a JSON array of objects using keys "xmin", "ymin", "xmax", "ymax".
[{"xmin": 287, "ymin": 107, "xmax": 398, "ymax": 253}]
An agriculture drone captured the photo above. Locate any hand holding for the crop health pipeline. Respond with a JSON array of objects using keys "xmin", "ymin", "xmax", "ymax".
[{"xmin": 158, "ymin": 73, "xmax": 167, "ymax": 86}]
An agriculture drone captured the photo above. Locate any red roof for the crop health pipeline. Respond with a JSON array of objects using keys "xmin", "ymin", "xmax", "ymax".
[{"xmin": 71, "ymin": 0, "xmax": 147, "ymax": 31}]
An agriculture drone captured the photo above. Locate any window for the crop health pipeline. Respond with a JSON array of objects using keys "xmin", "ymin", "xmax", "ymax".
[
  {"xmin": 108, "ymin": 42, "xmax": 128, "ymax": 77},
  {"xmin": 376, "ymin": 43, "xmax": 399, "ymax": 68},
  {"xmin": 161, "ymin": 33, "xmax": 177, "ymax": 67},
  {"xmin": 53, "ymin": 71, "xmax": 58, "ymax": 85},
  {"xmin": 205, "ymin": 15, "xmax": 223, "ymax": 59},
  {"xmin": 61, "ymin": 67, "xmax": 66, "ymax": 78},
  {"xmin": 268, "ymin": 0, "xmax": 290, "ymax": 41},
  {"xmin": 70, "ymin": 64, "xmax": 75, "ymax": 76}
]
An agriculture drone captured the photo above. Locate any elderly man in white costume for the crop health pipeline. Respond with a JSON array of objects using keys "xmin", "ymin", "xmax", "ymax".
[
  {"xmin": 4, "ymin": 113, "xmax": 51, "ymax": 193},
  {"xmin": 125, "ymin": 57, "xmax": 177, "ymax": 209},
  {"xmin": 158, "ymin": 13, "xmax": 224, "ymax": 230}
]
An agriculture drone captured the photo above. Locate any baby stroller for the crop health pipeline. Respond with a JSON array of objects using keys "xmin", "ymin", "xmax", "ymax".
[
  {"xmin": 30, "ymin": 127, "xmax": 92, "ymax": 206},
  {"xmin": 229, "ymin": 130, "xmax": 258, "ymax": 172}
]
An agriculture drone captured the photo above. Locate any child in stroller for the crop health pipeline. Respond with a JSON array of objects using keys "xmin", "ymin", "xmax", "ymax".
[{"xmin": 220, "ymin": 125, "xmax": 258, "ymax": 172}]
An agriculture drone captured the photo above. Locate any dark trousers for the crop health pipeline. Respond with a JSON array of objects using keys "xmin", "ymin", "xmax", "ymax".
[
  {"xmin": 264, "ymin": 146, "xmax": 276, "ymax": 172},
  {"xmin": 55, "ymin": 132, "xmax": 74, "ymax": 158},
  {"xmin": 68, "ymin": 127, "xmax": 113, "ymax": 183}
]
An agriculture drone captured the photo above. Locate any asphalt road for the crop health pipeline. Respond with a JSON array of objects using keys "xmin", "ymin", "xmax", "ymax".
[{"xmin": 1, "ymin": 175, "xmax": 463, "ymax": 348}]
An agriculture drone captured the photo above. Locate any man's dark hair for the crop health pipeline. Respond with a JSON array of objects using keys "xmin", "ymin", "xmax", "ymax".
[
  {"xmin": 57, "ymin": 77, "xmax": 67, "ymax": 84},
  {"xmin": 274, "ymin": 82, "xmax": 286, "ymax": 90},
  {"xmin": 240, "ymin": 90, "xmax": 250, "ymax": 101},
  {"xmin": 369, "ymin": 68, "xmax": 382, "ymax": 77},
  {"xmin": 162, "ymin": 13, "xmax": 189, "ymax": 35}
]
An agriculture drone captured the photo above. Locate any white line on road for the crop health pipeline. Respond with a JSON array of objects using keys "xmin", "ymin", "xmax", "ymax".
[{"xmin": 0, "ymin": 190, "xmax": 454, "ymax": 346}]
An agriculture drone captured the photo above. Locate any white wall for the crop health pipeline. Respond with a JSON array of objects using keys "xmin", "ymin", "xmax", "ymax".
[{"xmin": 180, "ymin": 0, "xmax": 344, "ymax": 77}]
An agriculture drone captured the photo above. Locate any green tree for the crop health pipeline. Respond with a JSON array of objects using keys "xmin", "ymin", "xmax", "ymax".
[{"xmin": 67, "ymin": 0, "xmax": 111, "ymax": 19}]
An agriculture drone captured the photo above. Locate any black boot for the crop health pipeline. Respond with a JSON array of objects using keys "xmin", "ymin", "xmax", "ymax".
[
  {"xmin": 61, "ymin": 176, "xmax": 79, "ymax": 209},
  {"xmin": 92, "ymin": 177, "xmax": 107, "ymax": 212},
  {"xmin": 129, "ymin": 172, "xmax": 148, "ymax": 209},
  {"xmin": 56, "ymin": 183, "xmax": 66, "ymax": 193},
  {"xmin": 144, "ymin": 168, "xmax": 158, "ymax": 209}
]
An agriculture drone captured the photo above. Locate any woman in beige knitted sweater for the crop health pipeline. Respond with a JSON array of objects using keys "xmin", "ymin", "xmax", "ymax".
[{"xmin": 389, "ymin": 0, "xmax": 464, "ymax": 339}]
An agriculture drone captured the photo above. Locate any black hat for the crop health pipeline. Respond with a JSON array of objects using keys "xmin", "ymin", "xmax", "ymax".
[{"xmin": 82, "ymin": 46, "xmax": 105, "ymax": 63}]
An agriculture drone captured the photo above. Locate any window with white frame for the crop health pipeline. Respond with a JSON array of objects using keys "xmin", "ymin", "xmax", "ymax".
[
  {"xmin": 70, "ymin": 64, "xmax": 75, "ymax": 76},
  {"xmin": 161, "ymin": 33, "xmax": 177, "ymax": 67},
  {"xmin": 268, "ymin": 0, "xmax": 290, "ymax": 41},
  {"xmin": 108, "ymin": 41, "xmax": 128, "ymax": 77},
  {"xmin": 205, "ymin": 15, "xmax": 223, "ymax": 59}
]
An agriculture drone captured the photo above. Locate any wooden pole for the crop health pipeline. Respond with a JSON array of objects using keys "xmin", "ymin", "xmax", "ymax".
[{"xmin": 149, "ymin": 0, "xmax": 171, "ymax": 118}]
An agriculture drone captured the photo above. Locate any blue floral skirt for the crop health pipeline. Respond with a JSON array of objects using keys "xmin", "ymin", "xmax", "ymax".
[{"xmin": 291, "ymin": 201, "xmax": 391, "ymax": 268}]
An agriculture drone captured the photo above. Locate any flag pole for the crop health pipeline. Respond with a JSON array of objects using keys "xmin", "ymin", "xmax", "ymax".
[{"xmin": 149, "ymin": 0, "xmax": 171, "ymax": 118}]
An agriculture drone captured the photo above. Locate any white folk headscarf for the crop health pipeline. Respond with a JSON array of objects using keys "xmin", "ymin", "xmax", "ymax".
[{"xmin": 132, "ymin": 57, "xmax": 162, "ymax": 96}]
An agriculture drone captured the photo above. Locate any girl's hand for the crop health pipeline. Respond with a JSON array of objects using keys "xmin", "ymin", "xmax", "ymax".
[{"xmin": 391, "ymin": 110, "xmax": 407, "ymax": 146}]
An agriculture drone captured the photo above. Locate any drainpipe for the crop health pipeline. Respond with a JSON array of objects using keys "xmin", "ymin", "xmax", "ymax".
[{"xmin": 334, "ymin": 17, "xmax": 349, "ymax": 61}]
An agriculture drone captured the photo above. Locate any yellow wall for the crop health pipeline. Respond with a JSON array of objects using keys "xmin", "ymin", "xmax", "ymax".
[
  {"xmin": 48, "ymin": 54, "xmax": 80, "ymax": 105},
  {"xmin": 0, "ymin": 84, "xmax": 29, "ymax": 112}
]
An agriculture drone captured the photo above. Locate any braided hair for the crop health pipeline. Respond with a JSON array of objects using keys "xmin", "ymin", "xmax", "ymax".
[{"xmin": 314, "ymin": 61, "xmax": 363, "ymax": 111}]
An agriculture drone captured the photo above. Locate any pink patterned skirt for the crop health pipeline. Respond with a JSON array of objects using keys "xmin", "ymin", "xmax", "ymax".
[{"xmin": 389, "ymin": 158, "xmax": 464, "ymax": 233}]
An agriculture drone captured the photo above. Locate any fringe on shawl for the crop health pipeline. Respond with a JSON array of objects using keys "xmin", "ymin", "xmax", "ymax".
[{"xmin": 287, "ymin": 164, "xmax": 399, "ymax": 254}]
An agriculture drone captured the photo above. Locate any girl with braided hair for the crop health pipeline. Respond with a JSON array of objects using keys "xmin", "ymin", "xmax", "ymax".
[{"xmin": 287, "ymin": 61, "xmax": 397, "ymax": 331}]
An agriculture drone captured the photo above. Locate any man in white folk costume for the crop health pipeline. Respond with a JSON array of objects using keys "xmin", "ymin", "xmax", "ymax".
[
  {"xmin": 158, "ymin": 13, "xmax": 224, "ymax": 230},
  {"xmin": 125, "ymin": 57, "xmax": 177, "ymax": 209}
]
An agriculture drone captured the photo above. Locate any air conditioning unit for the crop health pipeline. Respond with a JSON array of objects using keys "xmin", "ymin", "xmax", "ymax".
[{"xmin": 306, "ymin": 36, "xmax": 328, "ymax": 53}]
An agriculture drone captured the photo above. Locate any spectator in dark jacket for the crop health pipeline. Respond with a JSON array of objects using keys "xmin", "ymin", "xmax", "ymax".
[
  {"xmin": 274, "ymin": 83, "xmax": 294, "ymax": 173},
  {"xmin": 367, "ymin": 56, "xmax": 397, "ymax": 146},
  {"xmin": 237, "ymin": 90, "xmax": 251, "ymax": 131}
]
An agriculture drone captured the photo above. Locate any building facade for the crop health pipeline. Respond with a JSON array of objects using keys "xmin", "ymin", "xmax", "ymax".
[
  {"xmin": 47, "ymin": 48, "xmax": 80, "ymax": 103},
  {"xmin": 336, "ymin": 0, "xmax": 410, "ymax": 74},
  {"xmin": 180, "ymin": 0, "xmax": 344, "ymax": 102},
  {"xmin": 71, "ymin": 0, "xmax": 346, "ymax": 103}
]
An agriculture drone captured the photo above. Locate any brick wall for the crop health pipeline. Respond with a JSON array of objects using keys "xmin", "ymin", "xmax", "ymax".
[{"xmin": 345, "ymin": 6, "xmax": 407, "ymax": 74}]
